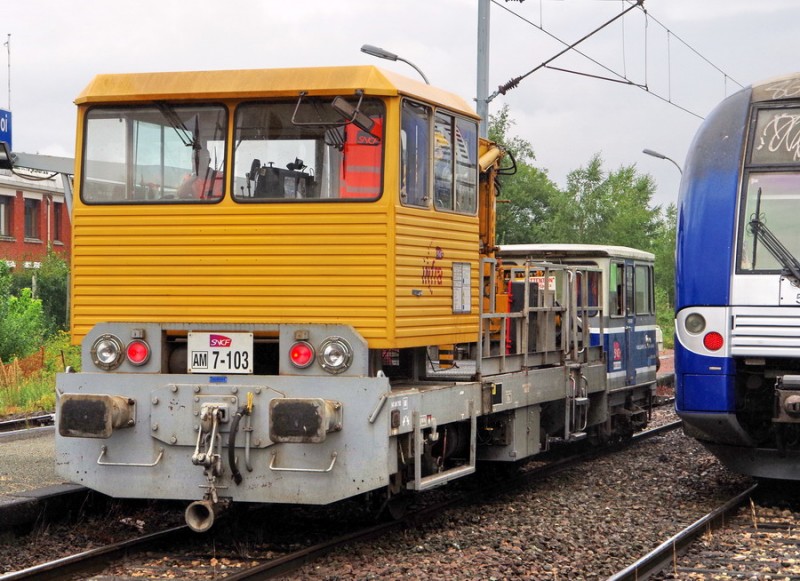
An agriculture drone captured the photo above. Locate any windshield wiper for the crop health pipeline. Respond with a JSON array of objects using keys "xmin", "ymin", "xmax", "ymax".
[
  {"xmin": 749, "ymin": 187, "xmax": 800, "ymax": 281},
  {"xmin": 155, "ymin": 102, "xmax": 199, "ymax": 150}
]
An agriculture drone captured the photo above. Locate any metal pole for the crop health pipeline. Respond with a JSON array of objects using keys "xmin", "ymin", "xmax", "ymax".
[
  {"xmin": 477, "ymin": 0, "xmax": 490, "ymax": 138},
  {"xmin": 4, "ymin": 34, "xmax": 10, "ymax": 110}
]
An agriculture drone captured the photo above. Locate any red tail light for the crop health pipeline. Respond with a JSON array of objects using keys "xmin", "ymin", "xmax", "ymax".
[
  {"xmin": 703, "ymin": 332, "xmax": 724, "ymax": 351},
  {"xmin": 126, "ymin": 340, "xmax": 150, "ymax": 365},
  {"xmin": 289, "ymin": 341, "xmax": 315, "ymax": 368}
]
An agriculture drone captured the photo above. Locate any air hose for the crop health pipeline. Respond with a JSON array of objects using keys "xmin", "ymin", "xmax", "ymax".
[{"xmin": 228, "ymin": 393, "xmax": 253, "ymax": 485}]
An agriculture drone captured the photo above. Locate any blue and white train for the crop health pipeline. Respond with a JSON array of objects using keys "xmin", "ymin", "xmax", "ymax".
[
  {"xmin": 675, "ymin": 72, "xmax": 800, "ymax": 479},
  {"xmin": 499, "ymin": 244, "xmax": 659, "ymax": 402}
]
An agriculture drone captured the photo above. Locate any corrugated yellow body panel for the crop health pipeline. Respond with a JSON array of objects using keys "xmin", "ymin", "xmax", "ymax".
[
  {"xmin": 393, "ymin": 209, "xmax": 480, "ymax": 347},
  {"xmin": 70, "ymin": 201, "xmax": 392, "ymax": 342}
]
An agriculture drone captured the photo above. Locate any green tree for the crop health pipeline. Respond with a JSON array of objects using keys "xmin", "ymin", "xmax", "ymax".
[
  {"xmin": 37, "ymin": 250, "xmax": 70, "ymax": 335},
  {"xmin": 563, "ymin": 153, "xmax": 661, "ymax": 248},
  {"xmin": 489, "ymin": 105, "xmax": 566, "ymax": 244},
  {"xmin": 6, "ymin": 250, "xmax": 70, "ymax": 337},
  {"xmin": 651, "ymin": 202, "xmax": 677, "ymax": 303}
]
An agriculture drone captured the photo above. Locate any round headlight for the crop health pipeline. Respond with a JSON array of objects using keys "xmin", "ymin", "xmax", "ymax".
[
  {"xmin": 319, "ymin": 337, "xmax": 353, "ymax": 374},
  {"xmin": 91, "ymin": 334, "xmax": 124, "ymax": 370},
  {"xmin": 684, "ymin": 313, "xmax": 706, "ymax": 334}
]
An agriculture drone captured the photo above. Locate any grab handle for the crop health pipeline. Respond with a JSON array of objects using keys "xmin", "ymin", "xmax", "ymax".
[
  {"xmin": 97, "ymin": 445, "xmax": 164, "ymax": 467},
  {"xmin": 269, "ymin": 451, "xmax": 337, "ymax": 473}
]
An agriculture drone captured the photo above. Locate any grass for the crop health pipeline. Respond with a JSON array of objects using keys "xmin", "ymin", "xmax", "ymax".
[{"xmin": 0, "ymin": 332, "xmax": 80, "ymax": 417}]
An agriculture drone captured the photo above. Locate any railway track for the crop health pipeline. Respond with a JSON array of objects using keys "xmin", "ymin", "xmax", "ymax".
[
  {"xmin": 0, "ymin": 414, "xmax": 54, "ymax": 434},
  {"xmin": 608, "ymin": 483, "xmax": 759, "ymax": 580},
  {"xmin": 1, "ymin": 420, "xmax": 683, "ymax": 580},
  {"xmin": 610, "ymin": 482, "xmax": 800, "ymax": 580}
]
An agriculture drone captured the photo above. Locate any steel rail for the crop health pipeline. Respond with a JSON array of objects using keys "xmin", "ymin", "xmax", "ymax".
[
  {"xmin": 607, "ymin": 482, "xmax": 760, "ymax": 581},
  {"xmin": 0, "ymin": 413, "xmax": 54, "ymax": 434},
  {"xmin": 0, "ymin": 525, "xmax": 191, "ymax": 580}
]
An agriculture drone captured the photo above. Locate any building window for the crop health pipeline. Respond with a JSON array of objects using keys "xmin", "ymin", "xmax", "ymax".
[
  {"xmin": 0, "ymin": 196, "xmax": 10, "ymax": 237},
  {"xmin": 24, "ymin": 198, "xmax": 40, "ymax": 240},
  {"xmin": 53, "ymin": 202, "xmax": 63, "ymax": 242}
]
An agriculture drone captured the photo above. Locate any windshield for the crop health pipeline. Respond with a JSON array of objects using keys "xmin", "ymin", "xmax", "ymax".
[
  {"xmin": 233, "ymin": 98, "xmax": 384, "ymax": 202},
  {"xmin": 81, "ymin": 105, "xmax": 227, "ymax": 204},
  {"xmin": 739, "ymin": 172, "xmax": 800, "ymax": 272}
]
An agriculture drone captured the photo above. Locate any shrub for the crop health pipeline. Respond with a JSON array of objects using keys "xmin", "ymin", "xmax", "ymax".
[{"xmin": 0, "ymin": 287, "xmax": 45, "ymax": 362}]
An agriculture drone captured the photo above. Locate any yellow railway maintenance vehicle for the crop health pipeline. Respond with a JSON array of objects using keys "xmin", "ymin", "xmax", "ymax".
[{"xmin": 52, "ymin": 65, "xmax": 653, "ymax": 531}]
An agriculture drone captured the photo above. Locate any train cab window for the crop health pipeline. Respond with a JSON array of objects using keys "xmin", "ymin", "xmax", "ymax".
[
  {"xmin": 82, "ymin": 105, "xmax": 227, "ymax": 203},
  {"xmin": 738, "ymin": 172, "xmax": 800, "ymax": 272},
  {"xmin": 433, "ymin": 113, "xmax": 478, "ymax": 215},
  {"xmin": 634, "ymin": 264, "xmax": 653, "ymax": 315},
  {"xmin": 400, "ymin": 100, "xmax": 432, "ymax": 208},
  {"xmin": 232, "ymin": 99, "xmax": 384, "ymax": 202},
  {"xmin": 608, "ymin": 262, "xmax": 625, "ymax": 317},
  {"xmin": 576, "ymin": 270, "xmax": 600, "ymax": 318}
]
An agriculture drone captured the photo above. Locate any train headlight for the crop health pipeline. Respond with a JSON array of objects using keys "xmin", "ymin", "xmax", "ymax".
[
  {"xmin": 91, "ymin": 334, "xmax": 125, "ymax": 370},
  {"xmin": 684, "ymin": 313, "xmax": 706, "ymax": 334},
  {"xmin": 319, "ymin": 337, "xmax": 352, "ymax": 374},
  {"xmin": 289, "ymin": 341, "xmax": 315, "ymax": 369},
  {"xmin": 703, "ymin": 331, "xmax": 724, "ymax": 351},
  {"xmin": 126, "ymin": 339, "xmax": 151, "ymax": 366}
]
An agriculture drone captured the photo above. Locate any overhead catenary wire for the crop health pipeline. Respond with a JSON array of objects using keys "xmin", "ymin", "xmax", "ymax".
[
  {"xmin": 490, "ymin": 0, "xmax": 743, "ymax": 121},
  {"xmin": 489, "ymin": 0, "xmax": 645, "ymax": 100},
  {"xmin": 623, "ymin": 0, "xmax": 743, "ymax": 89}
]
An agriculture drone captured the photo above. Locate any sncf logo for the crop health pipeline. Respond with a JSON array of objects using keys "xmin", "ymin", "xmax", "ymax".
[{"xmin": 209, "ymin": 334, "xmax": 233, "ymax": 348}]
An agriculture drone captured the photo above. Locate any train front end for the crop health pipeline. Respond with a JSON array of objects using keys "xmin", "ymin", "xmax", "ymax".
[
  {"xmin": 55, "ymin": 66, "xmax": 486, "ymax": 530},
  {"xmin": 676, "ymin": 73, "xmax": 800, "ymax": 479}
]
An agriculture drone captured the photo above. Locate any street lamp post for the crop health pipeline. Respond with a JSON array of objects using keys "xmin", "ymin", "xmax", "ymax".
[
  {"xmin": 642, "ymin": 148, "xmax": 683, "ymax": 175},
  {"xmin": 360, "ymin": 44, "xmax": 430, "ymax": 85}
]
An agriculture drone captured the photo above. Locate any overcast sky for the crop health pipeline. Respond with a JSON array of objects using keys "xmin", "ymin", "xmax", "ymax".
[{"xmin": 3, "ymin": 0, "xmax": 798, "ymax": 208}]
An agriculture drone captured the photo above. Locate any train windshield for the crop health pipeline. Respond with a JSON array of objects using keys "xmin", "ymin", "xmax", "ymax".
[
  {"xmin": 739, "ymin": 106, "xmax": 800, "ymax": 273},
  {"xmin": 81, "ymin": 104, "xmax": 227, "ymax": 203},
  {"xmin": 79, "ymin": 97, "xmax": 386, "ymax": 204},
  {"xmin": 233, "ymin": 98, "xmax": 384, "ymax": 202},
  {"xmin": 739, "ymin": 173, "xmax": 800, "ymax": 273}
]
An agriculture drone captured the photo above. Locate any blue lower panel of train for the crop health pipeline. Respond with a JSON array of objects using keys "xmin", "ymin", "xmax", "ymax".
[{"xmin": 675, "ymin": 342, "xmax": 736, "ymax": 412}]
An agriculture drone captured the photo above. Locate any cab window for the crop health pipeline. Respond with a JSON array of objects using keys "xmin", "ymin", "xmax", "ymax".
[
  {"xmin": 634, "ymin": 264, "xmax": 653, "ymax": 315},
  {"xmin": 82, "ymin": 104, "xmax": 226, "ymax": 204},
  {"xmin": 609, "ymin": 262, "xmax": 625, "ymax": 317},
  {"xmin": 400, "ymin": 100, "xmax": 431, "ymax": 208},
  {"xmin": 434, "ymin": 113, "xmax": 478, "ymax": 215},
  {"xmin": 232, "ymin": 99, "xmax": 384, "ymax": 202}
]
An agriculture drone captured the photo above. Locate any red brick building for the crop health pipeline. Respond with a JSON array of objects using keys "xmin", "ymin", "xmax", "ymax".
[{"xmin": 0, "ymin": 168, "xmax": 70, "ymax": 268}]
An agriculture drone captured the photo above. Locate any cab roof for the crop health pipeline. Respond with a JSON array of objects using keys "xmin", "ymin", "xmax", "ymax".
[
  {"xmin": 499, "ymin": 244, "xmax": 655, "ymax": 262},
  {"xmin": 75, "ymin": 65, "xmax": 478, "ymax": 119},
  {"xmin": 751, "ymin": 71, "xmax": 800, "ymax": 103}
]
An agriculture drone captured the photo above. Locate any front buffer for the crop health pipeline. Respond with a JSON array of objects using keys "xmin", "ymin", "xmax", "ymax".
[{"xmin": 55, "ymin": 372, "xmax": 393, "ymax": 526}]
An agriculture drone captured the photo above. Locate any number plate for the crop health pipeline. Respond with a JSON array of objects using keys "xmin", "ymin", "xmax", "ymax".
[{"xmin": 188, "ymin": 332, "xmax": 253, "ymax": 374}]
